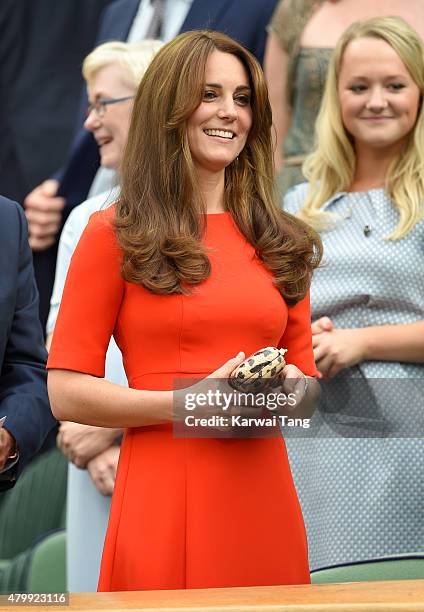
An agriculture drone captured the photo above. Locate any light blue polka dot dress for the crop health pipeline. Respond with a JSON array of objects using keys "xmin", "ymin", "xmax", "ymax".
[{"xmin": 283, "ymin": 183, "xmax": 424, "ymax": 571}]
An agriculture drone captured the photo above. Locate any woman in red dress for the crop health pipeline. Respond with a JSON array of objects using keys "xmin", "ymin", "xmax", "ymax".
[{"xmin": 47, "ymin": 30, "xmax": 322, "ymax": 591}]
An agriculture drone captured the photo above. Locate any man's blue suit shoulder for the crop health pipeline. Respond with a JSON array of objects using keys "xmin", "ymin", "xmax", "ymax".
[{"xmin": 0, "ymin": 196, "xmax": 57, "ymax": 490}]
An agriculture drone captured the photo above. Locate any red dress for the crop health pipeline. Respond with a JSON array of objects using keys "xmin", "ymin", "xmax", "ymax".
[{"xmin": 48, "ymin": 208, "xmax": 316, "ymax": 591}]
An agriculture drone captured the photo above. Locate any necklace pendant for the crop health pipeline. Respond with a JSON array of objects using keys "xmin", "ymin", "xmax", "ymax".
[{"xmin": 344, "ymin": 206, "xmax": 352, "ymax": 219}]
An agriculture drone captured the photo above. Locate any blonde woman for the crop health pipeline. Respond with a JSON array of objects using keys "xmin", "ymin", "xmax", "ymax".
[
  {"xmin": 265, "ymin": 0, "xmax": 424, "ymax": 195},
  {"xmin": 284, "ymin": 17, "xmax": 424, "ymax": 570},
  {"xmin": 47, "ymin": 40, "xmax": 163, "ymax": 592}
]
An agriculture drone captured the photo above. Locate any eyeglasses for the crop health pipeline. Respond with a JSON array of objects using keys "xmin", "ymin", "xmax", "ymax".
[{"xmin": 86, "ymin": 95, "xmax": 135, "ymax": 118}]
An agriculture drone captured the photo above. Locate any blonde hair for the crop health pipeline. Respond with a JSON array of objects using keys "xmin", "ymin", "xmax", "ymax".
[
  {"xmin": 82, "ymin": 40, "xmax": 164, "ymax": 90},
  {"xmin": 300, "ymin": 16, "xmax": 424, "ymax": 239}
]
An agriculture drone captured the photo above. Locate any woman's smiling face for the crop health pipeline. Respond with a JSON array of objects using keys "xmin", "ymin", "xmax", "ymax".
[
  {"xmin": 338, "ymin": 37, "xmax": 421, "ymax": 155},
  {"xmin": 186, "ymin": 50, "xmax": 252, "ymax": 175},
  {"xmin": 84, "ymin": 62, "xmax": 135, "ymax": 170}
]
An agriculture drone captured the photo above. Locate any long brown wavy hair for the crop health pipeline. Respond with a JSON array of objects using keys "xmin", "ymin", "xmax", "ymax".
[{"xmin": 115, "ymin": 30, "xmax": 322, "ymax": 304}]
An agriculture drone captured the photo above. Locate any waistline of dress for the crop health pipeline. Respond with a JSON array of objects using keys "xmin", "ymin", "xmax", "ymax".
[{"xmin": 129, "ymin": 371, "xmax": 214, "ymax": 391}]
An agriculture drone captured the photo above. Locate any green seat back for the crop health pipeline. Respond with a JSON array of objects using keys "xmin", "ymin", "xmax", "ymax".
[
  {"xmin": 311, "ymin": 556, "xmax": 424, "ymax": 584},
  {"xmin": 0, "ymin": 447, "xmax": 67, "ymax": 559},
  {"xmin": 27, "ymin": 531, "xmax": 67, "ymax": 593},
  {"xmin": 0, "ymin": 550, "xmax": 33, "ymax": 594}
]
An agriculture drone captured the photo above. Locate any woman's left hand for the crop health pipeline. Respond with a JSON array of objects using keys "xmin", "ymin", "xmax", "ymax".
[
  {"xmin": 280, "ymin": 364, "xmax": 309, "ymax": 405},
  {"xmin": 312, "ymin": 327, "xmax": 366, "ymax": 378},
  {"xmin": 278, "ymin": 364, "xmax": 319, "ymax": 421}
]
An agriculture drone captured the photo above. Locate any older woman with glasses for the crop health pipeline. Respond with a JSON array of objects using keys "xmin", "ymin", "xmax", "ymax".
[{"xmin": 46, "ymin": 39, "xmax": 163, "ymax": 592}]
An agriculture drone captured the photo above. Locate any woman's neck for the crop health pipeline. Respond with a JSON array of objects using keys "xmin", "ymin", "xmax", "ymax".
[
  {"xmin": 196, "ymin": 167, "xmax": 226, "ymax": 213},
  {"xmin": 349, "ymin": 143, "xmax": 401, "ymax": 192}
]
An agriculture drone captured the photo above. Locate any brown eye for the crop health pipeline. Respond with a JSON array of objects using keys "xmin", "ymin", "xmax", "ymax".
[
  {"xmin": 235, "ymin": 94, "xmax": 251, "ymax": 106},
  {"xmin": 203, "ymin": 90, "xmax": 217, "ymax": 101}
]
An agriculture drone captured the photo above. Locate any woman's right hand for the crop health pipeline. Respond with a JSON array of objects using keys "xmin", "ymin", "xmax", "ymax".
[
  {"xmin": 208, "ymin": 351, "xmax": 246, "ymax": 379},
  {"xmin": 173, "ymin": 352, "xmax": 246, "ymax": 432}
]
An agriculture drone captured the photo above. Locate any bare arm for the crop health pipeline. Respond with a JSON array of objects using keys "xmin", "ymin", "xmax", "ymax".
[
  {"xmin": 360, "ymin": 321, "xmax": 424, "ymax": 363},
  {"xmin": 45, "ymin": 333, "xmax": 53, "ymax": 351},
  {"xmin": 48, "ymin": 353, "xmax": 245, "ymax": 428},
  {"xmin": 312, "ymin": 318, "xmax": 424, "ymax": 378},
  {"xmin": 48, "ymin": 370, "xmax": 173, "ymax": 427},
  {"xmin": 264, "ymin": 32, "xmax": 291, "ymax": 175}
]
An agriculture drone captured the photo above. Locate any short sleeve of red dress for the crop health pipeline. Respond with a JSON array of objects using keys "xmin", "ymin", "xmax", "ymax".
[
  {"xmin": 279, "ymin": 291, "xmax": 318, "ymax": 377},
  {"xmin": 47, "ymin": 207, "xmax": 124, "ymax": 377}
]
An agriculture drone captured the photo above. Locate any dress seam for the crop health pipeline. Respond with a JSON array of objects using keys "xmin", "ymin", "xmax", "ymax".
[
  {"xmin": 184, "ymin": 437, "xmax": 188, "ymax": 588},
  {"xmin": 130, "ymin": 369, "xmax": 215, "ymax": 384},
  {"xmin": 178, "ymin": 294, "xmax": 184, "ymax": 371},
  {"xmin": 108, "ymin": 430, "xmax": 133, "ymax": 589},
  {"xmin": 180, "ymin": 293, "xmax": 187, "ymax": 588},
  {"xmin": 115, "ymin": 282, "xmax": 129, "ymax": 355}
]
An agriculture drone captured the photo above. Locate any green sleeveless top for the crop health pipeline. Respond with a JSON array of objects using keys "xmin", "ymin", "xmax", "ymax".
[{"xmin": 268, "ymin": 0, "xmax": 333, "ymax": 194}]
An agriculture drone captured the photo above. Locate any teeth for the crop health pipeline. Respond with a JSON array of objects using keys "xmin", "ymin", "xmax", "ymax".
[{"xmin": 204, "ymin": 129, "xmax": 234, "ymax": 139}]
